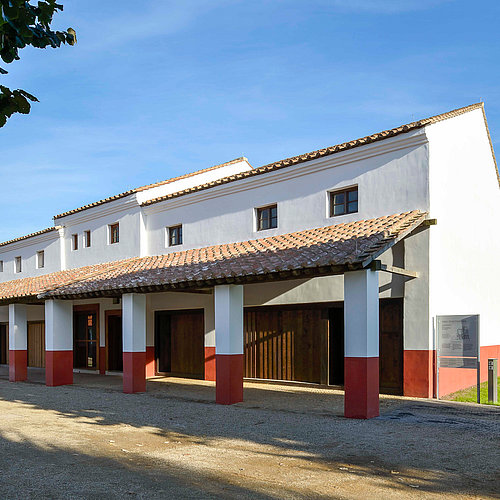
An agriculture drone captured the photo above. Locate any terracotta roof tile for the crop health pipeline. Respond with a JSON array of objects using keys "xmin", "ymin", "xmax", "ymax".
[{"xmin": 0, "ymin": 210, "xmax": 426, "ymax": 304}]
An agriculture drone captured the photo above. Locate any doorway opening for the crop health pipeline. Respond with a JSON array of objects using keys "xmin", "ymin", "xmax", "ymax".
[
  {"xmin": 73, "ymin": 305, "xmax": 99, "ymax": 370},
  {"xmin": 155, "ymin": 309, "xmax": 204, "ymax": 379},
  {"xmin": 0, "ymin": 323, "xmax": 7, "ymax": 364},
  {"xmin": 106, "ymin": 311, "xmax": 122, "ymax": 372}
]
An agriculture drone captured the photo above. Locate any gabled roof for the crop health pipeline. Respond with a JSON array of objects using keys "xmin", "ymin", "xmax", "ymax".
[
  {"xmin": 0, "ymin": 210, "xmax": 426, "ymax": 304},
  {"xmin": 141, "ymin": 103, "xmax": 498, "ymax": 207},
  {"xmin": 0, "ymin": 226, "xmax": 60, "ymax": 249},
  {"xmin": 52, "ymin": 157, "xmax": 250, "ymax": 220}
]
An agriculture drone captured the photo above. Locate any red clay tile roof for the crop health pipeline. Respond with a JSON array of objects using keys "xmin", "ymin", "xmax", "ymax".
[
  {"xmin": 0, "ymin": 210, "xmax": 427, "ymax": 303},
  {"xmin": 141, "ymin": 103, "xmax": 498, "ymax": 207},
  {"xmin": 0, "ymin": 261, "xmax": 124, "ymax": 304},
  {"xmin": 52, "ymin": 157, "xmax": 250, "ymax": 220},
  {"xmin": 0, "ymin": 226, "xmax": 60, "ymax": 249}
]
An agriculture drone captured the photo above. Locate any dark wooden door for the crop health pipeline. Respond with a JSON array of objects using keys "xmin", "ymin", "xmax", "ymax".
[
  {"xmin": 328, "ymin": 307, "xmax": 344, "ymax": 386},
  {"xmin": 0, "ymin": 324, "xmax": 7, "ymax": 365},
  {"xmin": 244, "ymin": 306, "xmax": 329, "ymax": 384},
  {"xmin": 27, "ymin": 322, "xmax": 45, "ymax": 368},
  {"xmin": 155, "ymin": 312, "xmax": 171, "ymax": 373},
  {"xmin": 155, "ymin": 310, "xmax": 204, "ymax": 379},
  {"xmin": 107, "ymin": 314, "xmax": 123, "ymax": 372},
  {"xmin": 379, "ymin": 298, "xmax": 403, "ymax": 395}
]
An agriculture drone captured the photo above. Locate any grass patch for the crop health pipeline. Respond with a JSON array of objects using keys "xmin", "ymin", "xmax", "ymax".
[{"xmin": 445, "ymin": 377, "xmax": 500, "ymax": 406}]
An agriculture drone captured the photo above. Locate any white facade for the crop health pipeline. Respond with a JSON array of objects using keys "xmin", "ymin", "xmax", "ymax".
[{"xmin": 0, "ymin": 105, "xmax": 498, "ymax": 365}]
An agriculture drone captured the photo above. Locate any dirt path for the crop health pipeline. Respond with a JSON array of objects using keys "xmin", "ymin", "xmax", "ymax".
[{"xmin": 0, "ymin": 373, "xmax": 499, "ymax": 499}]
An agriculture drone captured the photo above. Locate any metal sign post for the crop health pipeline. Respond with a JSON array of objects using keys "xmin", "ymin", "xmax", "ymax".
[
  {"xmin": 488, "ymin": 359, "xmax": 498, "ymax": 404},
  {"xmin": 436, "ymin": 315, "xmax": 480, "ymax": 403}
]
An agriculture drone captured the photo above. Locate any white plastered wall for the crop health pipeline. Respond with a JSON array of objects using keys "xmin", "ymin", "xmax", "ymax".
[
  {"xmin": 59, "ymin": 198, "xmax": 143, "ymax": 269},
  {"xmin": 0, "ymin": 232, "xmax": 61, "ymax": 283},
  {"xmin": 136, "ymin": 158, "xmax": 253, "ymax": 204},
  {"xmin": 145, "ymin": 131, "xmax": 430, "ymax": 255},
  {"xmin": 426, "ymin": 108, "xmax": 500, "ymax": 348}
]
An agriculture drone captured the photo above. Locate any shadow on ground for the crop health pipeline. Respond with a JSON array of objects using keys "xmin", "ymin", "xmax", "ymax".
[{"xmin": 0, "ymin": 365, "xmax": 499, "ymax": 498}]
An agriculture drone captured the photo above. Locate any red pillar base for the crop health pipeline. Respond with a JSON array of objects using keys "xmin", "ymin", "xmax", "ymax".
[
  {"xmin": 216, "ymin": 354, "xmax": 243, "ymax": 404},
  {"xmin": 9, "ymin": 350, "xmax": 27, "ymax": 382},
  {"xmin": 204, "ymin": 346, "xmax": 216, "ymax": 381},
  {"xmin": 344, "ymin": 357, "xmax": 379, "ymax": 419},
  {"xmin": 99, "ymin": 346, "xmax": 106, "ymax": 375},
  {"xmin": 123, "ymin": 352, "xmax": 146, "ymax": 393},
  {"xmin": 46, "ymin": 351, "xmax": 73, "ymax": 387},
  {"xmin": 145, "ymin": 346, "xmax": 155, "ymax": 378}
]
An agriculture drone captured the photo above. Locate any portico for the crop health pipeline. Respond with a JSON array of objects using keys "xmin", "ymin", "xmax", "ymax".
[{"xmin": 1, "ymin": 210, "xmax": 426, "ymax": 419}]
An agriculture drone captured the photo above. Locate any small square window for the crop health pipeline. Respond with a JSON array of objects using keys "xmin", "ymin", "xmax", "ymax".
[
  {"xmin": 109, "ymin": 223, "xmax": 119, "ymax": 244},
  {"xmin": 330, "ymin": 187, "xmax": 358, "ymax": 217},
  {"xmin": 168, "ymin": 225, "xmax": 183, "ymax": 246},
  {"xmin": 0, "ymin": 260, "xmax": 3, "ymax": 272},
  {"xmin": 72, "ymin": 233, "xmax": 79, "ymax": 251},
  {"xmin": 37, "ymin": 250, "xmax": 45, "ymax": 269},
  {"xmin": 256, "ymin": 204, "xmax": 278, "ymax": 231},
  {"xmin": 84, "ymin": 230, "xmax": 91, "ymax": 248},
  {"xmin": 15, "ymin": 256, "xmax": 22, "ymax": 273}
]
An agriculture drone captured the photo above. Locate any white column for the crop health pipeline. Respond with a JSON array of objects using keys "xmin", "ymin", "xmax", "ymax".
[
  {"xmin": 8, "ymin": 304, "xmax": 27, "ymax": 381},
  {"xmin": 344, "ymin": 269, "xmax": 380, "ymax": 419},
  {"xmin": 215, "ymin": 285, "xmax": 244, "ymax": 404},
  {"xmin": 122, "ymin": 293, "xmax": 146, "ymax": 393},
  {"xmin": 45, "ymin": 300, "xmax": 73, "ymax": 386}
]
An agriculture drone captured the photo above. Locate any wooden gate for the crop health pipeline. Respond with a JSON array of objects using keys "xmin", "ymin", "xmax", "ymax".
[
  {"xmin": 244, "ymin": 305, "xmax": 329, "ymax": 384},
  {"xmin": 28, "ymin": 322, "xmax": 45, "ymax": 368},
  {"xmin": 244, "ymin": 299, "xmax": 403, "ymax": 393},
  {"xmin": 155, "ymin": 309, "xmax": 204, "ymax": 379}
]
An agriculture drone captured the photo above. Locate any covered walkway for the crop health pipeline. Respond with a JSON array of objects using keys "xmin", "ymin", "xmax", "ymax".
[{"xmin": 1, "ymin": 211, "xmax": 427, "ymax": 419}]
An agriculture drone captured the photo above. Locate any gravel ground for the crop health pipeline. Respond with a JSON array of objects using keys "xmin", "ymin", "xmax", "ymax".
[{"xmin": 0, "ymin": 367, "xmax": 499, "ymax": 499}]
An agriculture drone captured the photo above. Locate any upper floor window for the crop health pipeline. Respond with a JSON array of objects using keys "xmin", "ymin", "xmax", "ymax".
[
  {"xmin": 256, "ymin": 204, "xmax": 277, "ymax": 231},
  {"xmin": 168, "ymin": 225, "xmax": 183, "ymax": 246},
  {"xmin": 37, "ymin": 250, "xmax": 45, "ymax": 269},
  {"xmin": 109, "ymin": 223, "xmax": 119, "ymax": 244},
  {"xmin": 72, "ymin": 233, "xmax": 79, "ymax": 251},
  {"xmin": 84, "ymin": 230, "xmax": 91, "ymax": 248},
  {"xmin": 15, "ymin": 256, "xmax": 21, "ymax": 273},
  {"xmin": 330, "ymin": 187, "xmax": 358, "ymax": 217},
  {"xmin": 0, "ymin": 260, "xmax": 3, "ymax": 272}
]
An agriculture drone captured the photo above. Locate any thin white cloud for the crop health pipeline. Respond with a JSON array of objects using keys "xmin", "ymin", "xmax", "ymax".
[{"xmin": 321, "ymin": 0, "xmax": 454, "ymax": 14}]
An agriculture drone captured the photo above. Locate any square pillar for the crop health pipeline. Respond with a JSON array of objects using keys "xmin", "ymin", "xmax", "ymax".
[
  {"xmin": 122, "ymin": 293, "xmax": 146, "ymax": 393},
  {"xmin": 9, "ymin": 304, "xmax": 28, "ymax": 382},
  {"xmin": 204, "ymin": 303, "xmax": 216, "ymax": 381},
  {"xmin": 45, "ymin": 300, "xmax": 73, "ymax": 386},
  {"xmin": 215, "ymin": 285, "xmax": 244, "ymax": 404},
  {"xmin": 344, "ymin": 269, "xmax": 380, "ymax": 419}
]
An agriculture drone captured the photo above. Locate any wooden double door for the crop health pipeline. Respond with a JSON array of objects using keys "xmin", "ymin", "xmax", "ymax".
[
  {"xmin": 155, "ymin": 309, "xmax": 204, "ymax": 379},
  {"xmin": 244, "ymin": 299, "xmax": 404, "ymax": 394}
]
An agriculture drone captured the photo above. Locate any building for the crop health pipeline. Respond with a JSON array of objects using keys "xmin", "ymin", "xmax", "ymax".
[{"xmin": 0, "ymin": 102, "xmax": 498, "ymax": 419}]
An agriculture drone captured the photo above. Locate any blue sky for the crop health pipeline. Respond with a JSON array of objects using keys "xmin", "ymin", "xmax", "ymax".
[{"xmin": 1, "ymin": 0, "xmax": 499, "ymax": 241}]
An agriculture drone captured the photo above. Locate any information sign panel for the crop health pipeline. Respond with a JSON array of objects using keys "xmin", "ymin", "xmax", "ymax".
[{"xmin": 436, "ymin": 315, "xmax": 480, "ymax": 402}]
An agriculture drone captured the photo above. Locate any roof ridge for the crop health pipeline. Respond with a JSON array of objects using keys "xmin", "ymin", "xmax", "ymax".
[
  {"xmin": 141, "ymin": 103, "xmax": 489, "ymax": 207},
  {"xmin": 0, "ymin": 226, "xmax": 61, "ymax": 249},
  {"xmin": 53, "ymin": 157, "xmax": 250, "ymax": 220}
]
